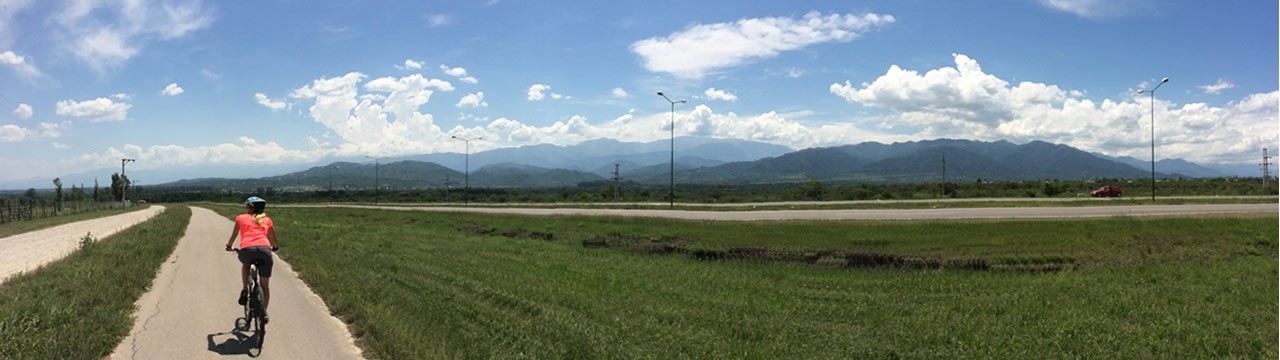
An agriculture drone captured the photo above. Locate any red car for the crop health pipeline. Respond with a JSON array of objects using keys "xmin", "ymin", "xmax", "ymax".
[{"xmin": 1091, "ymin": 185, "xmax": 1122, "ymax": 197}]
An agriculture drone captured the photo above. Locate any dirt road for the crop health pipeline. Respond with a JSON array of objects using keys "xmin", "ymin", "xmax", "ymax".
[
  {"xmin": 109, "ymin": 207, "xmax": 362, "ymax": 359},
  {"xmin": 0, "ymin": 206, "xmax": 166, "ymax": 284}
]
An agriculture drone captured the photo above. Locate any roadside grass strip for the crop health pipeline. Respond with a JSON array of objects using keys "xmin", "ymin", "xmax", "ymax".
[
  {"xmin": 0, "ymin": 206, "xmax": 189, "ymax": 359},
  {"xmin": 212, "ymin": 205, "xmax": 1277, "ymax": 358}
]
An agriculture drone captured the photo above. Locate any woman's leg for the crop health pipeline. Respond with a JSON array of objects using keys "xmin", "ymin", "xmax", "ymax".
[{"xmin": 260, "ymin": 277, "xmax": 271, "ymax": 309}]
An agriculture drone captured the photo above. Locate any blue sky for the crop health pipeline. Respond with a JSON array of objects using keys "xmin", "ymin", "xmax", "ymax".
[{"xmin": 1, "ymin": 0, "xmax": 1277, "ymax": 184}]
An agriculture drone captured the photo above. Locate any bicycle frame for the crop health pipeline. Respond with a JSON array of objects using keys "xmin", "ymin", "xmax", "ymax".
[{"xmin": 234, "ymin": 255, "xmax": 268, "ymax": 351}]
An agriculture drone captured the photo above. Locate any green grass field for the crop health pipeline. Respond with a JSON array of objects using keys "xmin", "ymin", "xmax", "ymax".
[
  {"xmin": 0, "ymin": 206, "xmax": 189, "ymax": 360},
  {"xmin": 210, "ymin": 205, "xmax": 1278, "ymax": 358},
  {"xmin": 336, "ymin": 195, "xmax": 1277, "ymax": 211}
]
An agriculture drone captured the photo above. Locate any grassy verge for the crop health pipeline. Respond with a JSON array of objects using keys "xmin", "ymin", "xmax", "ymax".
[
  {"xmin": 0, "ymin": 206, "xmax": 189, "ymax": 359},
  {"xmin": 212, "ymin": 205, "xmax": 1277, "ymax": 358},
  {"xmin": 341, "ymin": 196, "xmax": 1277, "ymax": 211},
  {"xmin": 0, "ymin": 205, "xmax": 151, "ymax": 239}
]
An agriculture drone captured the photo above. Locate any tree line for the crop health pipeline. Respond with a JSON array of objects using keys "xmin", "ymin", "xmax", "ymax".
[
  {"xmin": 127, "ymin": 177, "xmax": 1276, "ymax": 204},
  {"xmin": 16, "ymin": 173, "xmax": 133, "ymax": 210}
]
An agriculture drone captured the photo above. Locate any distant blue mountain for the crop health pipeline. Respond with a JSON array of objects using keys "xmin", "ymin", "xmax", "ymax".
[
  {"xmin": 395, "ymin": 136, "xmax": 793, "ymax": 173},
  {"xmin": 4, "ymin": 137, "xmax": 1263, "ymax": 191},
  {"xmin": 1095, "ymin": 154, "xmax": 1231, "ymax": 178}
]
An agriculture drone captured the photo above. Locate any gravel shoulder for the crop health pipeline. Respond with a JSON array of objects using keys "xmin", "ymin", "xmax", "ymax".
[{"xmin": 0, "ymin": 206, "xmax": 167, "ymax": 284}]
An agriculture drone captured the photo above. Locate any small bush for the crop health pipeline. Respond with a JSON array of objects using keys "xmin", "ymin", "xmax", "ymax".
[
  {"xmin": 690, "ymin": 248, "xmax": 725, "ymax": 261},
  {"xmin": 78, "ymin": 232, "xmax": 96, "ymax": 249}
]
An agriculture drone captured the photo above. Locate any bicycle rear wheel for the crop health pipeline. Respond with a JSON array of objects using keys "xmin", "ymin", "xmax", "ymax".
[{"xmin": 250, "ymin": 282, "xmax": 266, "ymax": 349}]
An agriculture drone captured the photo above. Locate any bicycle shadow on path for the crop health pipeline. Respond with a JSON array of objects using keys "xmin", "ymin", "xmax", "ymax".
[{"xmin": 207, "ymin": 330, "xmax": 260, "ymax": 357}]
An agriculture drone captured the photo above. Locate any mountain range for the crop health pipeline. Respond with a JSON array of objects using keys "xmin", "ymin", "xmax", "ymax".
[{"xmin": 2, "ymin": 137, "xmax": 1266, "ymax": 191}]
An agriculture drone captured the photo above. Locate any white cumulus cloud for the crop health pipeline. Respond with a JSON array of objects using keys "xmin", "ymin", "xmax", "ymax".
[
  {"xmin": 528, "ymin": 84, "xmax": 550, "ymax": 101},
  {"xmin": 397, "ymin": 59, "xmax": 423, "ymax": 70},
  {"xmin": 68, "ymin": 137, "xmax": 331, "ymax": 171},
  {"xmin": 439, "ymin": 64, "xmax": 478, "ymax": 84},
  {"xmin": 162, "ymin": 82, "xmax": 184, "ymax": 96},
  {"xmin": 828, "ymin": 53, "xmax": 1279, "ymax": 165},
  {"xmin": 0, "ymin": 50, "xmax": 22, "ymax": 65},
  {"xmin": 255, "ymin": 93, "xmax": 288, "ymax": 110},
  {"xmin": 12, "ymin": 103, "xmax": 32, "ymax": 119},
  {"xmin": 630, "ymin": 11, "xmax": 894, "ymax": 79},
  {"xmin": 39, "ymin": 122, "xmax": 63, "ymax": 138},
  {"xmin": 1198, "ymin": 79, "xmax": 1235, "ymax": 95},
  {"xmin": 365, "ymin": 74, "xmax": 454, "ymax": 92},
  {"xmin": 0, "ymin": 50, "xmax": 42, "ymax": 78},
  {"xmin": 612, "ymin": 87, "xmax": 628, "ymax": 98},
  {"xmin": 289, "ymin": 72, "xmax": 447, "ymax": 152},
  {"xmin": 55, "ymin": 97, "xmax": 131, "ymax": 122},
  {"xmin": 457, "ymin": 92, "xmax": 487, "ymax": 108},
  {"xmin": 704, "ymin": 88, "xmax": 738, "ymax": 102},
  {"xmin": 0, "ymin": 124, "xmax": 28, "ymax": 142}
]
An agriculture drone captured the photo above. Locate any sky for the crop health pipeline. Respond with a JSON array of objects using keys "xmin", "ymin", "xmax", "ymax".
[{"xmin": 1, "ymin": 0, "xmax": 1277, "ymax": 184}]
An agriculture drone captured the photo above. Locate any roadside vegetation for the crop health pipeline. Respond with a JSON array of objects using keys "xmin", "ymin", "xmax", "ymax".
[
  {"xmin": 211, "ymin": 205, "xmax": 1277, "ymax": 358},
  {"xmin": 0, "ymin": 206, "xmax": 189, "ymax": 359},
  {"xmin": 151, "ymin": 176, "xmax": 1275, "ymax": 204}
]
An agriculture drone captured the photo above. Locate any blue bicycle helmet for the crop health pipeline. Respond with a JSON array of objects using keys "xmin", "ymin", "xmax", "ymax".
[{"xmin": 244, "ymin": 196, "xmax": 267, "ymax": 205}]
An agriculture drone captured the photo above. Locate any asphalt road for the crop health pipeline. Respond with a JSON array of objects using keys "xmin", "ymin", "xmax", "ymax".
[
  {"xmin": 296, "ymin": 203, "xmax": 1277, "ymax": 221},
  {"xmin": 110, "ymin": 207, "xmax": 362, "ymax": 359}
]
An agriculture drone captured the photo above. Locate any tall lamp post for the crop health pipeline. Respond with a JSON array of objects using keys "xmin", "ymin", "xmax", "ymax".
[
  {"xmin": 329, "ymin": 164, "xmax": 338, "ymax": 203},
  {"xmin": 121, "ymin": 158, "xmax": 135, "ymax": 206},
  {"xmin": 365, "ymin": 156, "xmax": 380, "ymax": 205},
  {"xmin": 1137, "ymin": 77, "xmax": 1168, "ymax": 202},
  {"xmin": 451, "ymin": 135, "xmax": 481, "ymax": 205},
  {"xmin": 657, "ymin": 91, "xmax": 686, "ymax": 209}
]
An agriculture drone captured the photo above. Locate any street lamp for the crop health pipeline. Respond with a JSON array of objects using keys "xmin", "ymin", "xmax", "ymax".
[
  {"xmin": 451, "ymin": 135, "xmax": 481, "ymax": 205},
  {"xmin": 657, "ymin": 91, "xmax": 686, "ymax": 209},
  {"xmin": 365, "ymin": 156, "xmax": 380, "ymax": 205},
  {"xmin": 120, "ymin": 158, "xmax": 135, "ymax": 206},
  {"xmin": 1137, "ymin": 77, "xmax": 1168, "ymax": 202}
]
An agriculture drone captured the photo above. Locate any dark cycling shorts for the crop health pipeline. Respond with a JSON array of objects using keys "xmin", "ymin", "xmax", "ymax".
[{"xmin": 237, "ymin": 246, "xmax": 275, "ymax": 278}]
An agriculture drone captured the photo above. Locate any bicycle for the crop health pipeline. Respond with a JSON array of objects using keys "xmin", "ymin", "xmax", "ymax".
[{"xmin": 230, "ymin": 247, "xmax": 270, "ymax": 353}]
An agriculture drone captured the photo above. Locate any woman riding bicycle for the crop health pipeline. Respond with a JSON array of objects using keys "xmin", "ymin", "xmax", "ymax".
[{"xmin": 224, "ymin": 196, "xmax": 279, "ymax": 321}]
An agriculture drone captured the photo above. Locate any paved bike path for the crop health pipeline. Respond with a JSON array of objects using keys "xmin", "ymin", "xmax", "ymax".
[
  {"xmin": 110, "ymin": 207, "xmax": 362, "ymax": 359},
  {"xmin": 0, "ymin": 206, "xmax": 166, "ymax": 284}
]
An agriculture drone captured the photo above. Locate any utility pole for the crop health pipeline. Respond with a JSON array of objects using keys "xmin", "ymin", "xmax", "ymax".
[
  {"xmin": 1261, "ymin": 148, "xmax": 1273, "ymax": 190},
  {"xmin": 940, "ymin": 154, "xmax": 947, "ymax": 197},
  {"xmin": 121, "ymin": 158, "xmax": 135, "ymax": 206},
  {"xmin": 611, "ymin": 163, "xmax": 622, "ymax": 201}
]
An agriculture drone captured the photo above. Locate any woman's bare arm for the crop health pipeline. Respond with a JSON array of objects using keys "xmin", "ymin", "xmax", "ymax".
[
  {"xmin": 267, "ymin": 226, "xmax": 279, "ymax": 249},
  {"xmin": 225, "ymin": 223, "xmax": 240, "ymax": 250}
]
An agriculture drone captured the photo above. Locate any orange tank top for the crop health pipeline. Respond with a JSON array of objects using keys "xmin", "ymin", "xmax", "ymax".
[{"xmin": 235, "ymin": 213, "xmax": 274, "ymax": 249}]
